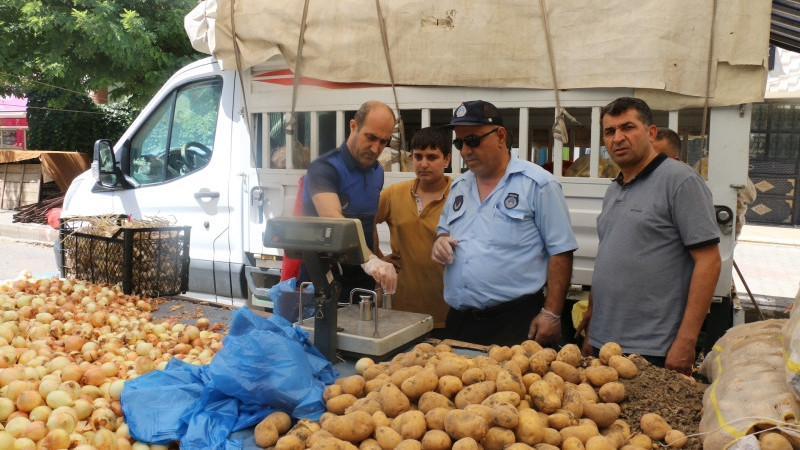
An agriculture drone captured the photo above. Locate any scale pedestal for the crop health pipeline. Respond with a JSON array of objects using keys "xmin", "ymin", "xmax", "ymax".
[
  {"xmin": 264, "ymin": 216, "xmax": 433, "ymax": 362},
  {"xmin": 298, "ymin": 306, "xmax": 432, "ymax": 359}
]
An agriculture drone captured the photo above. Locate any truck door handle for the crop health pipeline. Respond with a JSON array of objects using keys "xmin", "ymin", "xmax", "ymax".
[{"xmin": 194, "ymin": 191, "xmax": 220, "ymax": 199}]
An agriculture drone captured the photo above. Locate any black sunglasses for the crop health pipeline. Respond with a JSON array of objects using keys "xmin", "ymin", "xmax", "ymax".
[{"xmin": 452, "ymin": 128, "xmax": 499, "ymax": 150}]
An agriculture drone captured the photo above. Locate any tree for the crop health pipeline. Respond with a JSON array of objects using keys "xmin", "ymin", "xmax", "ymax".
[{"xmin": 0, "ymin": 0, "xmax": 204, "ymax": 151}]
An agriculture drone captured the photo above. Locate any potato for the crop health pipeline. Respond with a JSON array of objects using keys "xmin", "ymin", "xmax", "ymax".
[
  {"xmin": 582, "ymin": 402, "xmax": 620, "ymax": 428},
  {"xmin": 604, "ymin": 419, "xmax": 631, "ymax": 440},
  {"xmin": 421, "ymin": 429, "xmax": 452, "ymax": 450},
  {"xmin": 640, "ymin": 413, "xmax": 671, "ymax": 441},
  {"xmin": 491, "ymin": 402, "xmax": 520, "ymax": 428},
  {"xmin": 321, "ymin": 410, "xmax": 375, "ymax": 443},
  {"xmin": 543, "ymin": 372, "xmax": 565, "ymax": 398},
  {"xmin": 362, "ymin": 364, "xmax": 387, "ymax": 381},
  {"xmin": 557, "ymin": 344, "xmax": 583, "ymax": 367},
  {"xmin": 254, "ymin": 419, "xmax": 279, "ymax": 448},
  {"xmin": 598, "ymin": 343, "xmax": 622, "ymax": 365},
  {"xmin": 626, "ymin": 433, "xmax": 652, "ymax": 449},
  {"xmin": 535, "ymin": 444, "xmax": 561, "ymax": 450},
  {"xmin": 522, "ymin": 373, "xmax": 542, "ymax": 390},
  {"xmin": 326, "ymin": 393, "xmax": 358, "ymax": 415},
  {"xmin": 378, "ymin": 382, "xmax": 411, "ymax": 418},
  {"xmin": 355, "ymin": 357, "xmax": 375, "ymax": 375},
  {"xmin": 275, "ymin": 434, "xmax": 305, "ymax": 450},
  {"xmin": 607, "ymin": 355, "xmax": 638, "ymax": 379},
  {"xmin": 506, "ymin": 444, "xmax": 535, "ymax": 450},
  {"xmin": 371, "ymin": 410, "xmax": 391, "ymax": 428},
  {"xmin": 482, "ymin": 391, "xmax": 522, "ymax": 408},
  {"xmin": 444, "ymin": 408, "xmax": 489, "ymax": 442},
  {"xmin": 454, "ymin": 380, "xmax": 496, "ymax": 409},
  {"xmin": 549, "ymin": 361, "xmax": 581, "ymax": 384},
  {"xmin": 425, "ymin": 407, "xmax": 449, "ymax": 431},
  {"xmin": 528, "ymin": 380, "xmax": 561, "ymax": 414},
  {"xmin": 562, "ymin": 436, "xmax": 586, "ymax": 450},
  {"xmin": 575, "ymin": 383, "xmax": 599, "ymax": 404},
  {"xmin": 515, "ymin": 408, "xmax": 546, "ymax": 445},
  {"xmin": 307, "ymin": 430, "xmax": 335, "ymax": 448},
  {"xmin": 496, "ymin": 368, "xmax": 527, "ymax": 396},
  {"xmin": 529, "ymin": 348, "xmax": 557, "ymax": 376},
  {"xmin": 390, "ymin": 365, "xmax": 424, "ymax": 387},
  {"xmin": 261, "ymin": 410, "xmax": 292, "ymax": 434},
  {"xmin": 401, "ymin": 368, "xmax": 439, "ymax": 400},
  {"xmin": 417, "ymin": 391, "xmax": 455, "ymax": 413},
  {"xmin": 488, "ymin": 345, "xmax": 515, "ymax": 363},
  {"xmin": 324, "ymin": 384, "xmax": 344, "ymax": 402},
  {"xmin": 560, "ymin": 386, "xmax": 585, "ymax": 418},
  {"xmin": 336, "ymin": 375, "xmax": 367, "ymax": 397},
  {"xmin": 464, "ymin": 403, "xmax": 493, "ymax": 427},
  {"xmin": 522, "ymin": 340, "xmax": 544, "ymax": 355},
  {"xmin": 375, "ymin": 425, "xmax": 403, "ymax": 449},
  {"xmin": 481, "ymin": 363, "xmax": 502, "ymax": 381},
  {"xmin": 482, "ymin": 426, "xmax": 516, "ymax": 450},
  {"xmin": 598, "ymin": 381, "xmax": 626, "ymax": 403},
  {"xmin": 358, "ymin": 438, "xmax": 382, "ymax": 450},
  {"xmin": 547, "ymin": 411, "xmax": 578, "ymax": 430},
  {"xmin": 435, "ymin": 356, "xmax": 470, "ymax": 378},
  {"xmin": 664, "ymin": 429, "xmax": 688, "ymax": 448},
  {"xmin": 510, "ymin": 353, "xmax": 531, "ymax": 373},
  {"xmin": 309, "ymin": 436, "xmax": 358, "ymax": 450},
  {"xmin": 603, "ymin": 432, "xmax": 626, "ymax": 449},
  {"xmin": 395, "ymin": 439, "xmax": 423, "ymax": 450},
  {"xmin": 437, "ymin": 375, "xmax": 463, "ymax": 398},
  {"xmin": 560, "ymin": 423, "xmax": 600, "ymax": 444},
  {"xmin": 543, "ymin": 427, "xmax": 563, "ymax": 446},
  {"xmin": 452, "ymin": 437, "xmax": 480, "ymax": 450},
  {"xmin": 461, "ymin": 367, "xmax": 486, "ymax": 385},
  {"xmin": 365, "ymin": 374, "xmax": 389, "ymax": 393},
  {"xmin": 758, "ymin": 431, "xmax": 793, "ymax": 450},
  {"xmin": 585, "ymin": 435, "xmax": 615, "ymax": 450},
  {"xmin": 392, "ymin": 410, "xmax": 427, "ymax": 440},
  {"xmin": 584, "ymin": 366, "xmax": 618, "ymax": 387},
  {"xmin": 345, "ymin": 396, "xmax": 382, "ymax": 415}
]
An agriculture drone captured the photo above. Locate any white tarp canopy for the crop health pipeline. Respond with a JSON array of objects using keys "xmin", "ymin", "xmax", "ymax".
[{"xmin": 185, "ymin": 0, "xmax": 772, "ymax": 109}]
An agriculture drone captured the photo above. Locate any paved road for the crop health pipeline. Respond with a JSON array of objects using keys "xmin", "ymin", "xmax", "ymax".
[{"xmin": 0, "ymin": 236, "xmax": 58, "ymax": 281}]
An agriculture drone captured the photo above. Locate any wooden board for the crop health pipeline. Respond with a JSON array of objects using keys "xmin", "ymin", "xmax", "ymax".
[{"xmin": 0, "ymin": 162, "xmax": 41, "ymax": 209}]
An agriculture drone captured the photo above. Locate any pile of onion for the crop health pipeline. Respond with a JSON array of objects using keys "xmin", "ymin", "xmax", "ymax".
[{"xmin": 0, "ymin": 271, "xmax": 226, "ymax": 449}]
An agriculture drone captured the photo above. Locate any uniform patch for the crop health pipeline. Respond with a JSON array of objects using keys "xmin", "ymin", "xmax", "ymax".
[
  {"xmin": 339, "ymin": 193, "xmax": 350, "ymax": 210},
  {"xmin": 455, "ymin": 104, "xmax": 467, "ymax": 118},
  {"xmin": 504, "ymin": 193, "xmax": 519, "ymax": 209},
  {"xmin": 453, "ymin": 195, "xmax": 464, "ymax": 211}
]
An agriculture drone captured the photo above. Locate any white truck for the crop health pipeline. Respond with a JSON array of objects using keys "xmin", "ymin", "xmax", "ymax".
[{"xmin": 61, "ymin": 0, "xmax": 771, "ymax": 349}]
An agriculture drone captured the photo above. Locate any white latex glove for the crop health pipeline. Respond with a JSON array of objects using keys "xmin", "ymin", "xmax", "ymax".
[
  {"xmin": 361, "ymin": 254, "xmax": 397, "ymax": 294},
  {"xmin": 431, "ymin": 235, "xmax": 458, "ymax": 265}
]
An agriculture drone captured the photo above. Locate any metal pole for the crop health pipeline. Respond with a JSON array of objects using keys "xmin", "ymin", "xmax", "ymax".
[{"xmin": 733, "ymin": 259, "xmax": 765, "ymax": 321}]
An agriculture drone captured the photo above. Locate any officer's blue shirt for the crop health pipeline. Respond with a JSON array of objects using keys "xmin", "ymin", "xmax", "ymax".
[
  {"xmin": 436, "ymin": 158, "xmax": 578, "ymax": 310},
  {"xmin": 302, "ymin": 142, "xmax": 383, "ymax": 250}
]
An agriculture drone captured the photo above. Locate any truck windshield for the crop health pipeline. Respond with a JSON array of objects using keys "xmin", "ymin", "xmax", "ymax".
[{"xmin": 129, "ymin": 77, "xmax": 222, "ymax": 184}]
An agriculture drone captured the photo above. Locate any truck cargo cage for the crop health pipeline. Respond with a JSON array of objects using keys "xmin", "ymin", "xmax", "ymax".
[{"xmin": 59, "ymin": 216, "xmax": 191, "ymax": 298}]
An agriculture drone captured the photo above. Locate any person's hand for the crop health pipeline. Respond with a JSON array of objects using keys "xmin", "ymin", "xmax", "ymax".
[
  {"xmin": 580, "ymin": 331, "xmax": 594, "ymax": 357},
  {"xmin": 361, "ymin": 254, "xmax": 397, "ymax": 294},
  {"xmin": 665, "ymin": 339, "xmax": 696, "ymax": 376},
  {"xmin": 381, "ymin": 253, "xmax": 402, "ymax": 271},
  {"xmin": 431, "ymin": 235, "xmax": 458, "ymax": 265},
  {"xmin": 528, "ymin": 308, "xmax": 561, "ymax": 345}
]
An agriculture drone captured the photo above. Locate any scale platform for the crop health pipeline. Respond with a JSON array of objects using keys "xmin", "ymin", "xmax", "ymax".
[{"xmin": 298, "ymin": 305, "xmax": 433, "ymax": 358}]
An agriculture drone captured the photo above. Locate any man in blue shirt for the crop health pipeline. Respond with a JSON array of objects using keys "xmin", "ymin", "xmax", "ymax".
[
  {"xmin": 432, "ymin": 100, "xmax": 578, "ymax": 346},
  {"xmin": 302, "ymin": 100, "xmax": 397, "ymax": 301}
]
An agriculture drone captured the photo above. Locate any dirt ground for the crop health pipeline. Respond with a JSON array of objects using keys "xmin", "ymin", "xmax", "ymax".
[{"xmin": 619, "ymin": 355, "xmax": 706, "ymax": 450}]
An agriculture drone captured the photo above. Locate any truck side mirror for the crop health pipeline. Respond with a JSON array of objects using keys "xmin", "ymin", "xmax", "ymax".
[{"xmin": 93, "ymin": 139, "xmax": 118, "ymax": 187}]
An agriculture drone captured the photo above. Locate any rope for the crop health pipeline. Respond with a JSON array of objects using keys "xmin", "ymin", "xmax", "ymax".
[
  {"xmin": 375, "ymin": 0, "xmax": 407, "ymax": 170},
  {"xmin": 230, "ymin": 0, "xmax": 255, "ymax": 169},
  {"xmin": 538, "ymin": 0, "xmax": 578, "ymax": 145},
  {"xmin": 699, "ymin": 0, "xmax": 718, "ymax": 175},
  {"xmin": 283, "ymin": 0, "xmax": 312, "ymax": 166}
]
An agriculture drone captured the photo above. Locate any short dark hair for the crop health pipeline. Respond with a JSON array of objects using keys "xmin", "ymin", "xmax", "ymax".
[
  {"xmin": 410, "ymin": 127, "xmax": 451, "ymax": 156},
  {"xmin": 600, "ymin": 97, "xmax": 654, "ymax": 126},
  {"xmin": 655, "ymin": 127, "xmax": 681, "ymax": 150}
]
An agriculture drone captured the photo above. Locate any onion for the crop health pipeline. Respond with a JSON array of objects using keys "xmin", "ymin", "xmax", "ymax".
[
  {"xmin": 108, "ymin": 380, "xmax": 125, "ymax": 401},
  {"xmin": 73, "ymin": 398, "xmax": 93, "ymax": 420},
  {"xmin": 45, "ymin": 390, "xmax": 74, "ymax": 409},
  {"xmin": 12, "ymin": 437, "xmax": 35, "ymax": 450},
  {"xmin": 22, "ymin": 420, "xmax": 47, "ymax": 441},
  {"xmin": 196, "ymin": 317, "xmax": 210, "ymax": 330},
  {"xmin": 46, "ymin": 409, "xmax": 76, "ymax": 433},
  {"xmin": 0, "ymin": 431, "xmax": 13, "ymax": 450},
  {"xmin": 0, "ymin": 367, "xmax": 23, "ymax": 386},
  {"xmin": 15, "ymin": 390, "xmax": 43, "ymax": 412},
  {"xmin": 63, "ymin": 336, "xmax": 86, "ymax": 353},
  {"xmin": 28, "ymin": 404, "xmax": 52, "ymax": 422},
  {"xmin": 42, "ymin": 428, "xmax": 71, "ymax": 449},
  {"xmin": 82, "ymin": 367, "xmax": 106, "ymax": 387},
  {"xmin": 0, "ymin": 397, "xmax": 14, "ymax": 421},
  {"xmin": 5, "ymin": 415, "xmax": 31, "ymax": 437}
]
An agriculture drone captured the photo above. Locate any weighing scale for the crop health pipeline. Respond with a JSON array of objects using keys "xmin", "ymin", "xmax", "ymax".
[{"xmin": 264, "ymin": 216, "xmax": 433, "ymax": 362}]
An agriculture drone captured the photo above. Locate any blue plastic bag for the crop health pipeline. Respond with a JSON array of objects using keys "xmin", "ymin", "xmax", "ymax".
[
  {"xmin": 268, "ymin": 277, "xmax": 315, "ymax": 323},
  {"xmin": 121, "ymin": 307, "xmax": 337, "ymax": 449}
]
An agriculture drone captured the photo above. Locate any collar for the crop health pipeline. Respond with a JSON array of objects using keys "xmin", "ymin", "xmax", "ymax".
[
  {"xmin": 613, "ymin": 152, "xmax": 667, "ymax": 186},
  {"xmin": 339, "ymin": 141, "xmax": 379, "ymax": 171}
]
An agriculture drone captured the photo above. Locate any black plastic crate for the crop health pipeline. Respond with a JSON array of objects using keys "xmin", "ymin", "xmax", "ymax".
[{"xmin": 59, "ymin": 216, "xmax": 191, "ymax": 297}]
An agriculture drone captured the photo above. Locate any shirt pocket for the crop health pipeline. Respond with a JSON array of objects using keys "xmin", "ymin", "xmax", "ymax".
[{"xmin": 492, "ymin": 205, "xmax": 525, "ymax": 244}]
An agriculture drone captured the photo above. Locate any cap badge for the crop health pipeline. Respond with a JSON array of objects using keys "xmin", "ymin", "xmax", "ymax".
[{"xmin": 455, "ymin": 105, "xmax": 467, "ymax": 118}]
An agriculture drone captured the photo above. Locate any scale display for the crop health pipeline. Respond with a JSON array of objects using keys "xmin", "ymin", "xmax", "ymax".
[{"xmin": 264, "ymin": 216, "xmax": 369, "ymax": 264}]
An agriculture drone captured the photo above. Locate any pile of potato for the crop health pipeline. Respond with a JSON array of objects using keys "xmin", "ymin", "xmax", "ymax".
[{"xmin": 255, "ymin": 341, "xmax": 690, "ymax": 450}]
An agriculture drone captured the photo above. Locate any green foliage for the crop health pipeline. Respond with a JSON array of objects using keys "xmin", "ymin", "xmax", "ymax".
[
  {"xmin": 0, "ymin": 0, "xmax": 203, "ymax": 151},
  {"xmin": 26, "ymin": 87, "xmax": 139, "ymax": 153}
]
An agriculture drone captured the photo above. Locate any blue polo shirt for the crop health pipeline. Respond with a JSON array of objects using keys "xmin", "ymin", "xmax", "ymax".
[
  {"xmin": 302, "ymin": 142, "xmax": 383, "ymax": 250},
  {"xmin": 436, "ymin": 158, "xmax": 578, "ymax": 310}
]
